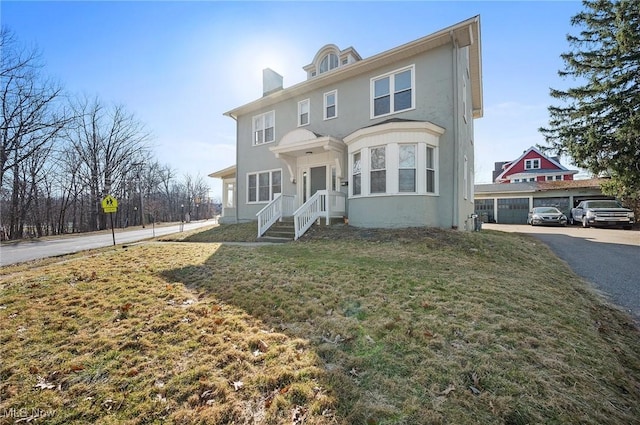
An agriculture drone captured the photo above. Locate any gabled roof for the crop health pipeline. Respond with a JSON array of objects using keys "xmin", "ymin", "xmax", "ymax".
[
  {"xmin": 494, "ymin": 146, "xmax": 572, "ymax": 182},
  {"xmin": 224, "ymin": 16, "xmax": 482, "ymax": 119}
]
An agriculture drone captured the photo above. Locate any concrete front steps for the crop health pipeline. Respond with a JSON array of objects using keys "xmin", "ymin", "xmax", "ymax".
[
  {"xmin": 258, "ymin": 216, "xmax": 347, "ymax": 242},
  {"xmin": 258, "ymin": 218, "xmax": 295, "ymax": 242}
]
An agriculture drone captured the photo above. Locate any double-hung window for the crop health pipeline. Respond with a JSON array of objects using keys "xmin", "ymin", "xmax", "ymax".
[
  {"xmin": 298, "ymin": 99, "xmax": 310, "ymax": 126},
  {"xmin": 324, "ymin": 90, "xmax": 337, "ymax": 120},
  {"xmin": 524, "ymin": 158, "xmax": 540, "ymax": 170},
  {"xmin": 399, "ymin": 144, "xmax": 416, "ymax": 192},
  {"xmin": 247, "ymin": 170, "xmax": 281, "ymax": 203},
  {"xmin": 352, "ymin": 152, "xmax": 362, "ymax": 196},
  {"xmin": 253, "ymin": 111, "xmax": 275, "ymax": 145},
  {"xmin": 370, "ymin": 146, "xmax": 386, "ymax": 193},
  {"xmin": 426, "ymin": 146, "xmax": 436, "ymax": 193},
  {"xmin": 371, "ymin": 65, "xmax": 414, "ymax": 118}
]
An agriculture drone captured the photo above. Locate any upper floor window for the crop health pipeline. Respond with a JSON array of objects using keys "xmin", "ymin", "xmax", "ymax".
[
  {"xmin": 371, "ymin": 65, "xmax": 414, "ymax": 118},
  {"xmin": 298, "ymin": 99, "xmax": 310, "ymax": 127},
  {"xmin": 324, "ymin": 90, "xmax": 337, "ymax": 120},
  {"xmin": 319, "ymin": 53, "xmax": 339, "ymax": 74},
  {"xmin": 253, "ymin": 111, "xmax": 275, "ymax": 145},
  {"xmin": 524, "ymin": 158, "xmax": 540, "ymax": 170},
  {"xmin": 370, "ymin": 146, "xmax": 386, "ymax": 193}
]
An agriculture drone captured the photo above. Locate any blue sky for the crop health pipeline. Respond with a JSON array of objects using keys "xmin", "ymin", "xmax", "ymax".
[{"xmin": 2, "ymin": 0, "xmax": 585, "ymax": 200}]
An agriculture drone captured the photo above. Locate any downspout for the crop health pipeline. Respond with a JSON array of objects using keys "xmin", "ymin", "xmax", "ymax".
[
  {"xmin": 229, "ymin": 113, "xmax": 239, "ymax": 224},
  {"xmin": 450, "ymin": 31, "xmax": 459, "ymax": 229}
]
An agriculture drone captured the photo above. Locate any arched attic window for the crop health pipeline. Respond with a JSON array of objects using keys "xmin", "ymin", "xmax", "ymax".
[{"xmin": 319, "ymin": 53, "xmax": 339, "ymax": 74}]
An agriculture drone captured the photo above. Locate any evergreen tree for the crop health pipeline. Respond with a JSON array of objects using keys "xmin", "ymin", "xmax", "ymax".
[{"xmin": 540, "ymin": 0, "xmax": 639, "ymax": 204}]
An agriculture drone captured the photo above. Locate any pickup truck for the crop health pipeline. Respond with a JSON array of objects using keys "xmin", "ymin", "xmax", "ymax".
[{"xmin": 570, "ymin": 200, "xmax": 635, "ymax": 229}]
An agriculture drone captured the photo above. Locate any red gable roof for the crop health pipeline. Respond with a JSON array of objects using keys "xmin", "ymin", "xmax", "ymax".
[{"xmin": 494, "ymin": 146, "xmax": 577, "ymax": 183}]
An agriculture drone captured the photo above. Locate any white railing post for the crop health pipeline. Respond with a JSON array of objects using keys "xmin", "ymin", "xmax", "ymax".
[
  {"xmin": 256, "ymin": 193, "xmax": 282, "ymax": 238},
  {"xmin": 291, "ymin": 190, "xmax": 348, "ymax": 240}
]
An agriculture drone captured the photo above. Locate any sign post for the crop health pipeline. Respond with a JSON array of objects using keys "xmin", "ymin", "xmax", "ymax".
[{"xmin": 101, "ymin": 195, "xmax": 118, "ymax": 245}]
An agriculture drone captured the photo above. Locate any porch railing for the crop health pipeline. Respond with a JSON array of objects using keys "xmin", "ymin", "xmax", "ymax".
[
  {"xmin": 256, "ymin": 193, "xmax": 296, "ymax": 238},
  {"xmin": 293, "ymin": 190, "xmax": 346, "ymax": 240}
]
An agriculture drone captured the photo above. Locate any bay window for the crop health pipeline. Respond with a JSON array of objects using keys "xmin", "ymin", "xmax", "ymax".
[
  {"xmin": 370, "ymin": 146, "xmax": 386, "ymax": 193},
  {"xmin": 426, "ymin": 146, "xmax": 435, "ymax": 193},
  {"xmin": 399, "ymin": 144, "xmax": 416, "ymax": 192},
  {"xmin": 352, "ymin": 151, "xmax": 362, "ymax": 196}
]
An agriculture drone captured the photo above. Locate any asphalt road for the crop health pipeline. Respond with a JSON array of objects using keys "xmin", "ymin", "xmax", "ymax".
[
  {"xmin": 484, "ymin": 223, "xmax": 640, "ymax": 321},
  {"xmin": 0, "ymin": 221, "xmax": 216, "ymax": 266}
]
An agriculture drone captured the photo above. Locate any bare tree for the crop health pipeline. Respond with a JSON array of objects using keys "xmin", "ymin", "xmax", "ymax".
[
  {"xmin": 0, "ymin": 27, "xmax": 70, "ymax": 189},
  {"xmin": 66, "ymin": 96, "xmax": 151, "ymax": 230}
]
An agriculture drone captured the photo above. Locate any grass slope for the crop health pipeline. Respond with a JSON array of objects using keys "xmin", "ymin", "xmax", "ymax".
[{"xmin": 1, "ymin": 226, "xmax": 639, "ymax": 424}]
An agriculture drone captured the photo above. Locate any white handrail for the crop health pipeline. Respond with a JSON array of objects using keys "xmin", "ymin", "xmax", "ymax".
[
  {"xmin": 293, "ymin": 190, "xmax": 347, "ymax": 240},
  {"xmin": 256, "ymin": 194, "xmax": 297, "ymax": 238},
  {"xmin": 294, "ymin": 192, "xmax": 321, "ymax": 240},
  {"xmin": 256, "ymin": 193, "xmax": 282, "ymax": 238}
]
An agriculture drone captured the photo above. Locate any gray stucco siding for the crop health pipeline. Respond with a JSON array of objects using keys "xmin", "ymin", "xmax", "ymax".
[
  {"xmin": 348, "ymin": 195, "xmax": 443, "ymax": 228},
  {"xmin": 233, "ymin": 41, "xmax": 476, "ymax": 228}
]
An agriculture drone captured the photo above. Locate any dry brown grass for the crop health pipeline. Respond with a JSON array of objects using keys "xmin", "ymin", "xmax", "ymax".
[{"xmin": 1, "ymin": 225, "xmax": 639, "ymax": 424}]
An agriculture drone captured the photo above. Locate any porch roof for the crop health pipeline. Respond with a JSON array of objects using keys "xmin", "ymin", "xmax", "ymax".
[
  {"xmin": 208, "ymin": 164, "xmax": 236, "ymax": 179},
  {"xmin": 270, "ymin": 128, "xmax": 345, "ymax": 157}
]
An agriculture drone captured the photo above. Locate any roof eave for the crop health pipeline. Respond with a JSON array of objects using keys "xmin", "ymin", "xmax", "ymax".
[{"xmin": 224, "ymin": 15, "xmax": 482, "ymax": 119}]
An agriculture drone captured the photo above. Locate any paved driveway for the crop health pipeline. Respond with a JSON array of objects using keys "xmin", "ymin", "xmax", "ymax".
[{"xmin": 483, "ymin": 224, "xmax": 640, "ymax": 321}]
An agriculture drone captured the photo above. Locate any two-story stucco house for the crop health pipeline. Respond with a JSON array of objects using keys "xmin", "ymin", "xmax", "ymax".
[{"xmin": 210, "ymin": 16, "xmax": 483, "ymax": 239}]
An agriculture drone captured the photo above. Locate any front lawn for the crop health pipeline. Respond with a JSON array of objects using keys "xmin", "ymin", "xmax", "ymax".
[{"xmin": 1, "ymin": 226, "xmax": 638, "ymax": 424}]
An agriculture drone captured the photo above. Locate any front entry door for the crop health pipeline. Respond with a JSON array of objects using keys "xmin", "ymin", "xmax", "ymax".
[
  {"xmin": 301, "ymin": 166, "xmax": 327, "ymax": 203},
  {"xmin": 310, "ymin": 166, "xmax": 326, "ymax": 195}
]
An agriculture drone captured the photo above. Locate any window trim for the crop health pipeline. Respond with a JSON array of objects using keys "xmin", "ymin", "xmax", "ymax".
[
  {"xmin": 324, "ymin": 90, "xmax": 337, "ymax": 120},
  {"xmin": 524, "ymin": 158, "xmax": 540, "ymax": 170},
  {"xmin": 352, "ymin": 151, "xmax": 362, "ymax": 196},
  {"xmin": 370, "ymin": 64, "xmax": 415, "ymax": 119},
  {"xmin": 463, "ymin": 74, "xmax": 468, "ymax": 124},
  {"xmin": 426, "ymin": 145, "xmax": 436, "ymax": 194},
  {"xmin": 297, "ymin": 99, "xmax": 310, "ymax": 127},
  {"xmin": 464, "ymin": 155, "xmax": 469, "ymax": 200},
  {"xmin": 398, "ymin": 144, "xmax": 417, "ymax": 193},
  {"xmin": 252, "ymin": 110, "xmax": 275, "ymax": 146},
  {"xmin": 369, "ymin": 145, "xmax": 387, "ymax": 194},
  {"xmin": 246, "ymin": 169, "xmax": 282, "ymax": 204}
]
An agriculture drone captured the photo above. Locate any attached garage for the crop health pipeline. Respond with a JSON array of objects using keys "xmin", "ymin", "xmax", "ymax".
[{"xmin": 497, "ymin": 198, "xmax": 530, "ymax": 224}]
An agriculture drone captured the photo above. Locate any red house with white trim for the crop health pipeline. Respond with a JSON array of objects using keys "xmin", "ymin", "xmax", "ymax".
[{"xmin": 493, "ymin": 146, "xmax": 578, "ymax": 184}]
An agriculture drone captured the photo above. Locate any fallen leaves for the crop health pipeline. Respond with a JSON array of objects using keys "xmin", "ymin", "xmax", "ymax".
[
  {"xmin": 440, "ymin": 384, "xmax": 456, "ymax": 396},
  {"xmin": 469, "ymin": 371, "xmax": 482, "ymax": 395},
  {"xmin": 292, "ymin": 405, "xmax": 308, "ymax": 425},
  {"xmin": 34, "ymin": 376, "xmax": 55, "ymax": 390}
]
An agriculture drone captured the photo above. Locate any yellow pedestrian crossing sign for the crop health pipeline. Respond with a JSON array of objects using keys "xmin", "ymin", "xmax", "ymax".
[{"xmin": 101, "ymin": 195, "xmax": 118, "ymax": 213}]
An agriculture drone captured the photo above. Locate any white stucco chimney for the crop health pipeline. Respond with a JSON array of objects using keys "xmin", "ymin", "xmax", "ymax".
[{"xmin": 262, "ymin": 68, "xmax": 283, "ymax": 96}]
